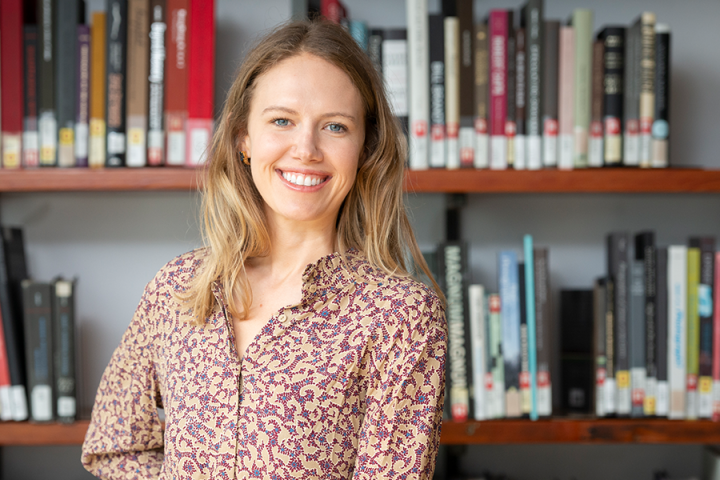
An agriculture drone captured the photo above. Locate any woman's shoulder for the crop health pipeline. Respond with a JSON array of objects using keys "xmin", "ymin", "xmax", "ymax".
[{"xmin": 146, "ymin": 247, "xmax": 210, "ymax": 295}]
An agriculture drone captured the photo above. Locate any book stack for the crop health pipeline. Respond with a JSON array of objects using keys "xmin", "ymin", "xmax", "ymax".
[{"xmin": 0, "ymin": 0, "xmax": 215, "ymax": 170}]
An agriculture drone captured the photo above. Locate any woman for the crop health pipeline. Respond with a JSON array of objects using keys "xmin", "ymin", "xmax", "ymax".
[{"xmin": 82, "ymin": 19, "xmax": 446, "ymax": 479}]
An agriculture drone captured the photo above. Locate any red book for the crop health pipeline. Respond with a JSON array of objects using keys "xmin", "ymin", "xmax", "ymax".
[
  {"xmin": 713, "ymin": 252, "xmax": 720, "ymax": 421},
  {"xmin": 488, "ymin": 9, "xmax": 508, "ymax": 170},
  {"xmin": 185, "ymin": 0, "xmax": 214, "ymax": 166},
  {"xmin": 0, "ymin": 0, "xmax": 24, "ymax": 169},
  {"xmin": 165, "ymin": 0, "xmax": 189, "ymax": 166},
  {"xmin": 0, "ymin": 307, "xmax": 12, "ymax": 420},
  {"xmin": 320, "ymin": 0, "xmax": 344, "ymax": 23}
]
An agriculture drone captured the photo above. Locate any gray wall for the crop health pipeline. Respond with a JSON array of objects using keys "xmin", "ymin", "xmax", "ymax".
[{"xmin": 2, "ymin": 0, "xmax": 719, "ymax": 478}]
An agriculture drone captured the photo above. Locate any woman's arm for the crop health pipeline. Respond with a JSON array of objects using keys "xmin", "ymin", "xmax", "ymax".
[
  {"xmin": 353, "ymin": 292, "xmax": 447, "ymax": 479},
  {"xmin": 81, "ymin": 282, "xmax": 165, "ymax": 479}
]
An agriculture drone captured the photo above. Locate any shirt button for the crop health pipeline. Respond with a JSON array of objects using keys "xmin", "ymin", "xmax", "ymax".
[{"xmin": 278, "ymin": 314, "xmax": 287, "ymax": 322}]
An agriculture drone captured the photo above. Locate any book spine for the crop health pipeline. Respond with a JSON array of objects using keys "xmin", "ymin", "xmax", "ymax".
[
  {"xmin": 588, "ymin": 40, "xmax": 604, "ymax": 167},
  {"xmin": 443, "ymin": 18, "xmax": 459, "ymax": 169},
  {"xmin": 457, "ymin": 0, "xmax": 474, "ymax": 168},
  {"xmin": 594, "ymin": 278, "xmax": 607, "ymax": 416},
  {"xmin": 89, "ymin": 12, "xmax": 107, "ymax": 168},
  {"xmin": 656, "ymin": 247, "xmax": 669, "ymax": 416},
  {"xmin": 0, "ymin": 305, "xmax": 13, "ymax": 419},
  {"xmin": 148, "ymin": 0, "xmax": 167, "ymax": 166},
  {"xmin": 609, "ymin": 232, "xmax": 630, "ymax": 415},
  {"xmin": 106, "ymin": 0, "xmax": 128, "ymax": 167},
  {"xmin": 186, "ymin": 0, "xmax": 214, "ymax": 166},
  {"xmin": 75, "ymin": 25, "xmax": 91, "ymax": 168},
  {"xmin": 687, "ymin": 240, "xmax": 700, "ymax": 419},
  {"xmin": 698, "ymin": 238, "xmax": 715, "ymax": 418},
  {"xmin": 406, "ymin": 0, "xmax": 430, "ymax": 170},
  {"xmin": 38, "ymin": 0, "xmax": 58, "ymax": 167},
  {"xmin": 639, "ymin": 233, "xmax": 658, "ymax": 416},
  {"xmin": 53, "ymin": 280, "xmax": 76, "ymax": 423},
  {"xmin": 624, "ymin": 21, "xmax": 640, "ymax": 166},
  {"xmin": 638, "ymin": 12, "xmax": 656, "ymax": 168},
  {"xmin": 541, "ymin": 20, "xmax": 559, "ymax": 168},
  {"xmin": 605, "ymin": 267, "xmax": 617, "ymax": 414},
  {"xmin": 349, "ymin": 21, "xmax": 368, "ymax": 50},
  {"xmin": 713, "ymin": 252, "xmax": 720, "ymax": 421},
  {"xmin": 572, "ymin": 9, "xmax": 592, "ymax": 168},
  {"xmin": 23, "ymin": 26, "xmax": 40, "ymax": 168},
  {"xmin": 56, "ymin": 0, "xmax": 79, "ymax": 167},
  {"xmin": 599, "ymin": 27, "xmax": 624, "ymax": 166},
  {"xmin": 469, "ymin": 284, "xmax": 486, "ymax": 420},
  {"xmin": 0, "ymin": 0, "xmax": 24, "ymax": 169},
  {"xmin": 126, "ymin": 0, "xmax": 150, "ymax": 168},
  {"xmin": 522, "ymin": 0, "xmax": 543, "ymax": 170},
  {"xmin": 368, "ymin": 29, "xmax": 383, "ymax": 74},
  {"xmin": 524, "ymin": 235, "xmax": 538, "ymax": 420},
  {"xmin": 488, "ymin": 10, "xmax": 507, "ymax": 170},
  {"xmin": 514, "ymin": 27, "xmax": 526, "ymax": 170},
  {"xmin": 504, "ymin": 12, "xmax": 515, "ymax": 169},
  {"xmin": 488, "ymin": 293, "xmax": 505, "ymax": 418},
  {"xmin": 473, "ymin": 22, "xmax": 488, "ymax": 168},
  {"xmin": 165, "ymin": 0, "xmax": 189, "ymax": 166},
  {"xmin": 629, "ymin": 256, "xmax": 646, "ymax": 417},
  {"xmin": 534, "ymin": 247, "xmax": 551, "ymax": 416},
  {"xmin": 668, "ymin": 245, "xmax": 687, "ymax": 419},
  {"xmin": 500, "ymin": 250, "xmax": 521, "ymax": 417},
  {"xmin": 383, "ymin": 30, "xmax": 409, "ymax": 146},
  {"xmin": 22, "ymin": 281, "xmax": 54, "ymax": 422},
  {"xmin": 429, "ymin": 14, "xmax": 446, "ymax": 169},
  {"xmin": 519, "ymin": 263, "xmax": 529, "ymax": 415},
  {"xmin": 557, "ymin": 26, "xmax": 574, "ymax": 170},
  {"xmin": 651, "ymin": 25, "xmax": 670, "ymax": 168},
  {"xmin": 560, "ymin": 290, "xmax": 594, "ymax": 414}
]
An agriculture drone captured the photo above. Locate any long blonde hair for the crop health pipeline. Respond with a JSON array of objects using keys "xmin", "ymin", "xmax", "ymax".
[{"xmin": 186, "ymin": 19, "xmax": 442, "ymax": 323}]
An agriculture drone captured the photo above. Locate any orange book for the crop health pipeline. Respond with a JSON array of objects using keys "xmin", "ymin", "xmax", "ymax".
[{"xmin": 89, "ymin": 12, "xmax": 107, "ymax": 168}]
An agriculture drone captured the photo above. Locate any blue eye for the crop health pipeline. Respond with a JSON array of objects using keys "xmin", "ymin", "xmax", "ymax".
[
  {"xmin": 273, "ymin": 118, "xmax": 289, "ymax": 127},
  {"xmin": 328, "ymin": 123, "xmax": 346, "ymax": 133}
]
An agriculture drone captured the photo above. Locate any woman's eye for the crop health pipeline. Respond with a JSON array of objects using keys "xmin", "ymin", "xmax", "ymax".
[
  {"xmin": 273, "ymin": 118, "xmax": 290, "ymax": 127},
  {"xmin": 327, "ymin": 123, "xmax": 346, "ymax": 133}
]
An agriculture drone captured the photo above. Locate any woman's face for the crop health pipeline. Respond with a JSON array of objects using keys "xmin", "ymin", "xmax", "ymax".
[{"xmin": 241, "ymin": 52, "xmax": 365, "ymax": 232}]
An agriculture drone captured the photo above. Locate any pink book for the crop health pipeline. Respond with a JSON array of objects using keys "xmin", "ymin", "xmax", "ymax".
[
  {"xmin": 557, "ymin": 26, "xmax": 575, "ymax": 170},
  {"xmin": 713, "ymin": 252, "xmax": 720, "ymax": 421},
  {"xmin": 488, "ymin": 10, "xmax": 507, "ymax": 170}
]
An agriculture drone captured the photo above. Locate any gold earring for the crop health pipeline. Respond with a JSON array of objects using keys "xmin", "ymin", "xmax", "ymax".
[{"xmin": 241, "ymin": 151, "xmax": 251, "ymax": 165}]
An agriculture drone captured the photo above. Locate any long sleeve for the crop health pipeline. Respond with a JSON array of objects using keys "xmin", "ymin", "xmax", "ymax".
[
  {"xmin": 82, "ymin": 282, "xmax": 165, "ymax": 479},
  {"xmin": 353, "ymin": 291, "xmax": 447, "ymax": 479}
]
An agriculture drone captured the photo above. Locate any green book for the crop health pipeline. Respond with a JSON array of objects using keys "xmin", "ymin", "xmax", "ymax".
[
  {"xmin": 571, "ymin": 9, "xmax": 593, "ymax": 168},
  {"xmin": 687, "ymin": 241, "xmax": 701, "ymax": 420}
]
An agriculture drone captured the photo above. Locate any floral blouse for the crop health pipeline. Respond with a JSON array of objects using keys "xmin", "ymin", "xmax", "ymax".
[{"xmin": 81, "ymin": 248, "xmax": 447, "ymax": 479}]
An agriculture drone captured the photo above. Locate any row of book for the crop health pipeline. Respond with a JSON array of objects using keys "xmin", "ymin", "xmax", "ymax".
[
  {"xmin": 0, "ymin": 227, "xmax": 76, "ymax": 423},
  {"xmin": 0, "ymin": 0, "xmax": 215, "ymax": 170},
  {"xmin": 432, "ymin": 231, "xmax": 720, "ymax": 421},
  {"xmin": 327, "ymin": 0, "xmax": 672, "ymax": 171}
]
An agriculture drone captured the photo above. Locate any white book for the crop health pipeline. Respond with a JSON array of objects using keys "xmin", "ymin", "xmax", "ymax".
[
  {"xmin": 656, "ymin": 380, "xmax": 669, "ymax": 416},
  {"xmin": 474, "ymin": 118, "xmax": 488, "ymax": 168},
  {"xmin": 126, "ymin": 116, "xmax": 148, "ymax": 167},
  {"xmin": 469, "ymin": 285, "xmax": 486, "ymax": 420},
  {"xmin": 406, "ymin": 0, "xmax": 430, "ymax": 170},
  {"xmin": 527, "ymin": 135, "xmax": 542, "ymax": 170},
  {"xmin": 444, "ymin": 17, "xmax": 460, "ymax": 169},
  {"xmin": 668, "ymin": 245, "xmax": 687, "ymax": 419},
  {"xmin": 514, "ymin": 134, "xmax": 526, "ymax": 169}
]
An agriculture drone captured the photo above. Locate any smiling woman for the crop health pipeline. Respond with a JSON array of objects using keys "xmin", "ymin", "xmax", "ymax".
[{"xmin": 82, "ymin": 19, "xmax": 447, "ymax": 480}]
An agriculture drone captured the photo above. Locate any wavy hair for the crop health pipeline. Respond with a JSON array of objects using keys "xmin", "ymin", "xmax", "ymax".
[{"xmin": 185, "ymin": 19, "xmax": 442, "ymax": 324}]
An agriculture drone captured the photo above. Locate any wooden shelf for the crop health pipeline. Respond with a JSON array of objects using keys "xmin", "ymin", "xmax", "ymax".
[
  {"xmin": 2, "ymin": 167, "xmax": 720, "ymax": 193},
  {"xmin": 0, "ymin": 420, "xmax": 89, "ymax": 445}
]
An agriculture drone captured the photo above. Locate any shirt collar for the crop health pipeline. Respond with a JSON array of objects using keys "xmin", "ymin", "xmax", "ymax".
[{"xmin": 299, "ymin": 248, "xmax": 362, "ymax": 302}]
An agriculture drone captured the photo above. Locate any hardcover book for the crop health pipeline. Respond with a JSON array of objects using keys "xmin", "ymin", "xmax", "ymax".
[
  {"xmin": 524, "ymin": 235, "xmax": 538, "ymax": 420},
  {"xmin": 571, "ymin": 9, "xmax": 592, "ymax": 168},
  {"xmin": 473, "ymin": 22, "xmax": 488, "ymax": 168},
  {"xmin": 588, "ymin": 40, "xmax": 604, "ymax": 167},
  {"xmin": 75, "ymin": 25, "xmax": 91, "ymax": 167},
  {"xmin": 106, "ymin": 0, "xmax": 128, "ymax": 167},
  {"xmin": 367, "ymin": 29, "xmax": 383, "ymax": 73},
  {"xmin": 165, "ymin": 0, "xmax": 189, "ymax": 166},
  {"xmin": 406, "ymin": 0, "xmax": 429, "ymax": 170},
  {"xmin": 594, "ymin": 278, "xmax": 607, "ymax": 416},
  {"xmin": 0, "ymin": 0, "xmax": 24, "ymax": 169},
  {"xmin": 383, "ymin": 29, "xmax": 409, "ymax": 141},
  {"xmin": 23, "ymin": 26, "xmax": 40, "ymax": 168},
  {"xmin": 457, "ymin": 0, "xmax": 475, "ymax": 168},
  {"xmin": 488, "ymin": 10, "xmax": 508, "ymax": 170},
  {"xmin": 534, "ymin": 247, "xmax": 552, "ymax": 416},
  {"xmin": 148, "ymin": 0, "xmax": 167, "ymax": 166},
  {"xmin": 656, "ymin": 247, "xmax": 669, "ymax": 416},
  {"xmin": 56, "ymin": 0, "xmax": 80, "ymax": 167},
  {"xmin": 519, "ymin": 263, "xmax": 530, "ymax": 415},
  {"xmin": 541, "ymin": 20, "xmax": 559, "ymax": 169},
  {"xmin": 713, "ymin": 252, "xmax": 720, "ymax": 421},
  {"xmin": 687, "ymin": 239, "xmax": 701, "ymax": 419},
  {"xmin": 598, "ymin": 27, "xmax": 624, "ymax": 166},
  {"xmin": 624, "ymin": 19, "xmax": 640, "ymax": 166},
  {"xmin": 514, "ymin": 27, "xmax": 527, "ymax": 170},
  {"xmin": 651, "ymin": 25, "xmax": 670, "ymax": 168},
  {"xmin": 487, "ymin": 293, "xmax": 505, "ymax": 418},
  {"xmin": 637, "ymin": 232, "xmax": 657, "ymax": 416},
  {"xmin": 89, "ymin": 12, "xmax": 107, "ymax": 168},
  {"xmin": 469, "ymin": 284, "xmax": 486, "ymax": 420},
  {"xmin": 22, "ymin": 281, "xmax": 54, "ymax": 422},
  {"xmin": 429, "ymin": 14, "xmax": 446, "ymax": 169},
  {"xmin": 126, "ymin": 0, "xmax": 150, "ymax": 167},
  {"xmin": 520, "ymin": 0, "xmax": 543, "ymax": 170},
  {"xmin": 38, "ymin": 0, "xmax": 58, "ymax": 167},
  {"xmin": 560, "ymin": 289, "xmax": 594, "ymax": 414},
  {"xmin": 504, "ymin": 12, "xmax": 515, "ymax": 169},
  {"xmin": 637, "ymin": 12, "xmax": 656, "ymax": 168},
  {"xmin": 608, "ymin": 232, "xmax": 630, "ymax": 415},
  {"xmin": 53, "ymin": 279, "xmax": 76, "ymax": 423},
  {"xmin": 499, "ymin": 250, "xmax": 521, "ymax": 417},
  {"xmin": 668, "ymin": 245, "xmax": 688, "ymax": 419},
  {"xmin": 443, "ymin": 12, "xmax": 460, "ymax": 169},
  {"xmin": 698, "ymin": 238, "xmax": 715, "ymax": 418},
  {"xmin": 557, "ymin": 26, "xmax": 574, "ymax": 170},
  {"xmin": 629, "ymin": 248, "xmax": 646, "ymax": 417}
]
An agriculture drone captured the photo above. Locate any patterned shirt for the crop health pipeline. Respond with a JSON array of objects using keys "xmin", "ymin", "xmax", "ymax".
[{"xmin": 82, "ymin": 248, "xmax": 447, "ymax": 479}]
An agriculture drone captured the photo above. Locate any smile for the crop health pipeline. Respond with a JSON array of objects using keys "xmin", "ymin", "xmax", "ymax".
[{"xmin": 280, "ymin": 171, "xmax": 330, "ymax": 187}]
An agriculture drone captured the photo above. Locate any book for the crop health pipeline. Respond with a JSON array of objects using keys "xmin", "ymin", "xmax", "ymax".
[
  {"xmin": 637, "ymin": 232, "xmax": 658, "ymax": 416},
  {"xmin": 0, "ymin": 0, "xmax": 24, "ymax": 169},
  {"xmin": 514, "ymin": 27, "xmax": 527, "ymax": 170},
  {"xmin": 656, "ymin": 247, "xmax": 669, "ymax": 416},
  {"xmin": 713, "ymin": 252, "xmax": 720, "ymax": 421},
  {"xmin": 165, "ymin": 0, "xmax": 189, "ymax": 166},
  {"xmin": 687, "ymin": 239, "xmax": 701, "ymax": 419},
  {"xmin": 534, "ymin": 247, "xmax": 552, "ymax": 416},
  {"xmin": 487, "ymin": 293, "xmax": 505, "ymax": 418},
  {"xmin": 698, "ymin": 237, "xmax": 715, "ymax": 418},
  {"xmin": 38, "ymin": 0, "xmax": 58, "ymax": 167},
  {"xmin": 605, "ymin": 255, "xmax": 617, "ymax": 415},
  {"xmin": 53, "ymin": 279, "xmax": 76, "ymax": 423},
  {"xmin": 0, "ymin": 304, "xmax": 12, "ymax": 420},
  {"xmin": 651, "ymin": 24, "xmax": 670, "ymax": 168},
  {"xmin": 22, "ymin": 281, "xmax": 54, "ymax": 422},
  {"xmin": 499, "ymin": 250, "xmax": 521, "ymax": 417},
  {"xmin": 557, "ymin": 26, "xmax": 574, "ymax": 170},
  {"xmin": 519, "ymin": 263, "xmax": 529, "ymax": 415},
  {"xmin": 367, "ymin": 29, "xmax": 383, "ymax": 73},
  {"xmin": 186, "ymin": 0, "xmax": 215, "ymax": 166},
  {"xmin": 524, "ymin": 235, "xmax": 538, "ymax": 420},
  {"xmin": 473, "ymin": 21, "xmax": 488, "ymax": 169},
  {"xmin": 349, "ymin": 21, "xmax": 368, "ymax": 50},
  {"xmin": 560, "ymin": 289, "xmax": 594, "ymax": 414},
  {"xmin": 637, "ymin": 12, "xmax": 656, "ymax": 168},
  {"xmin": 571, "ymin": 9, "xmax": 592, "ymax": 168},
  {"xmin": 106, "ymin": 0, "xmax": 128, "ymax": 167},
  {"xmin": 594, "ymin": 278, "xmax": 607, "ymax": 416},
  {"xmin": 457, "ymin": 0, "xmax": 475, "ymax": 168},
  {"xmin": 0, "ymin": 227, "xmax": 29, "ymax": 421},
  {"xmin": 608, "ymin": 232, "xmax": 630, "ymax": 415},
  {"xmin": 668, "ymin": 245, "xmax": 687, "ymax": 419},
  {"xmin": 75, "ymin": 25, "xmax": 91, "ymax": 167},
  {"xmin": 505, "ymin": 12, "xmax": 515, "ymax": 169},
  {"xmin": 629, "ymin": 244, "xmax": 646, "ymax": 417},
  {"xmin": 148, "ymin": 0, "xmax": 167, "ymax": 166},
  {"xmin": 598, "ymin": 27, "xmax": 624, "ymax": 166},
  {"xmin": 406, "ymin": 0, "xmax": 430, "ymax": 170},
  {"xmin": 22, "ymin": 26, "xmax": 40, "ymax": 168},
  {"xmin": 429, "ymin": 14, "xmax": 446, "ymax": 169},
  {"xmin": 624, "ymin": 19, "xmax": 640, "ymax": 166},
  {"xmin": 443, "ymin": 10, "xmax": 459, "ymax": 169},
  {"xmin": 588, "ymin": 40, "xmax": 604, "ymax": 167},
  {"xmin": 56, "ymin": 0, "xmax": 80, "ymax": 168},
  {"xmin": 541, "ymin": 20, "xmax": 559, "ymax": 169},
  {"xmin": 488, "ymin": 10, "xmax": 508, "ymax": 170},
  {"xmin": 469, "ymin": 284, "xmax": 486, "ymax": 420},
  {"xmin": 89, "ymin": 12, "xmax": 107, "ymax": 168},
  {"xmin": 521, "ymin": 0, "xmax": 543, "ymax": 170},
  {"xmin": 126, "ymin": 0, "xmax": 150, "ymax": 167},
  {"xmin": 383, "ymin": 29, "xmax": 409, "ymax": 142}
]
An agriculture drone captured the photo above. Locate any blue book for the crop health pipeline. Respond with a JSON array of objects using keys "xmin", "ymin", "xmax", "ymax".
[
  {"xmin": 524, "ymin": 235, "xmax": 538, "ymax": 420},
  {"xmin": 499, "ymin": 250, "xmax": 521, "ymax": 417}
]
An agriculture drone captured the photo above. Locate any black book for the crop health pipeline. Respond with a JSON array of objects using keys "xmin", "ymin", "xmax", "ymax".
[
  {"xmin": 23, "ymin": 25, "xmax": 40, "ymax": 168},
  {"xmin": 629, "ymin": 236, "xmax": 646, "ymax": 417},
  {"xmin": 636, "ymin": 231, "xmax": 657, "ymax": 416},
  {"xmin": 52, "ymin": 278, "xmax": 76, "ymax": 423},
  {"xmin": 608, "ymin": 231, "xmax": 630, "ymax": 415},
  {"xmin": 147, "ymin": 0, "xmax": 167, "ymax": 166},
  {"xmin": 37, "ymin": 0, "xmax": 57, "ymax": 167},
  {"xmin": 541, "ymin": 20, "xmax": 559, "ymax": 167},
  {"xmin": 533, "ymin": 247, "xmax": 552, "ymax": 416},
  {"xmin": 368, "ymin": 29, "xmax": 384, "ymax": 74},
  {"xmin": 697, "ymin": 237, "xmax": 715, "ymax": 418},
  {"xmin": 457, "ymin": 0, "xmax": 475, "ymax": 168},
  {"xmin": 518, "ymin": 262, "xmax": 530, "ymax": 416},
  {"xmin": 655, "ymin": 246, "xmax": 669, "ymax": 416},
  {"xmin": 594, "ymin": 278, "xmax": 607, "ymax": 416},
  {"xmin": 651, "ymin": 25, "xmax": 670, "ymax": 167},
  {"xmin": 520, "ymin": 0, "xmax": 543, "ymax": 168},
  {"xmin": 106, "ymin": 0, "xmax": 129, "ymax": 167},
  {"xmin": 429, "ymin": 14, "xmax": 446, "ymax": 169},
  {"xmin": 56, "ymin": 0, "xmax": 80, "ymax": 167},
  {"xmin": 560, "ymin": 289, "xmax": 594, "ymax": 415},
  {"xmin": 22, "ymin": 281, "xmax": 54, "ymax": 423},
  {"xmin": 598, "ymin": 27, "xmax": 624, "ymax": 166}
]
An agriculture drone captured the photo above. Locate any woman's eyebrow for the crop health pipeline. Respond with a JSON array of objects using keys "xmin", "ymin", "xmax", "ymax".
[{"xmin": 262, "ymin": 105, "xmax": 357, "ymax": 122}]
